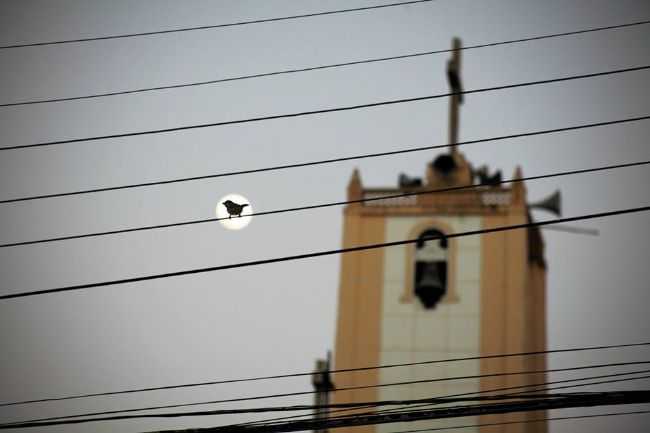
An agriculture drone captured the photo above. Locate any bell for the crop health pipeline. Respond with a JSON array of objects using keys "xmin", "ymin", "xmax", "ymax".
[
  {"xmin": 415, "ymin": 263, "xmax": 445, "ymax": 309},
  {"xmin": 420, "ymin": 267, "xmax": 442, "ymax": 290}
]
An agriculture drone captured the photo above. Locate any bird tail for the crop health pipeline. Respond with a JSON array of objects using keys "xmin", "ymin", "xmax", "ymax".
[{"xmin": 242, "ymin": 204, "xmax": 249, "ymax": 208}]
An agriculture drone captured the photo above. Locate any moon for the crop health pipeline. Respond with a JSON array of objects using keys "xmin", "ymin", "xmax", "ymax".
[{"xmin": 216, "ymin": 194, "xmax": 253, "ymax": 230}]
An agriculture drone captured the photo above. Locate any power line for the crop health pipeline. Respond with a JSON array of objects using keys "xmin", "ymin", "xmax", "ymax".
[
  {"xmin": 0, "ymin": 1, "xmax": 435, "ymax": 50},
  {"xmin": 320, "ymin": 373, "xmax": 650, "ymax": 427},
  {"xmin": 321, "ymin": 384, "xmax": 650, "ymax": 433},
  {"xmin": 14, "ymin": 407, "xmax": 650, "ymax": 433},
  {"xmin": 3, "ymin": 159, "xmax": 647, "ymax": 249},
  {"xmin": 389, "ymin": 410, "xmax": 650, "ymax": 433},
  {"xmin": 0, "ymin": 393, "xmax": 578, "ymax": 429},
  {"xmin": 2, "ymin": 343, "xmax": 646, "ymax": 408},
  {"xmin": 2, "ymin": 65, "xmax": 648, "ymax": 152},
  {"xmin": 5, "ymin": 365, "xmax": 649, "ymax": 428},
  {"xmin": 155, "ymin": 391, "xmax": 650, "ymax": 432},
  {"xmin": 338, "ymin": 371, "xmax": 650, "ymax": 423},
  {"xmin": 2, "ymin": 114, "xmax": 648, "ymax": 205},
  {"xmin": 238, "ymin": 369, "xmax": 650, "ymax": 428},
  {"xmin": 1, "ymin": 205, "xmax": 649, "ymax": 301},
  {"xmin": 2, "ymin": 205, "xmax": 649, "ymax": 301},
  {"xmin": 2, "ymin": 19, "xmax": 648, "ymax": 108},
  {"xmin": 183, "ymin": 408, "xmax": 650, "ymax": 433}
]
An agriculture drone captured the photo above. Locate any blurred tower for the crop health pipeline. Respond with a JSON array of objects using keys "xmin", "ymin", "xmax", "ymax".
[{"xmin": 331, "ymin": 38, "xmax": 548, "ymax": 433}]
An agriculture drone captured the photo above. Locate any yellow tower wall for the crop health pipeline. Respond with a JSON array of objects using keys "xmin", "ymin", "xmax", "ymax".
[
  {"xmin": 332, "ymin": 208, "xmax": 385, "ymax": 433},
  {"xmin": 332, "ymin": 169, "xmax": 547, "ymax": 433}
]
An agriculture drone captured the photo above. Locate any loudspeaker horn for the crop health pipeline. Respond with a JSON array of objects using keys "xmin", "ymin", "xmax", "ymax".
[{"xmin": 530, "ymin": 189, "xmax": 561, "ymax": 216}]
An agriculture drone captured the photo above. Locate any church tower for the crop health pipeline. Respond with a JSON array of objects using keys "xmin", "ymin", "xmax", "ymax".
[{"xmin": 331, "ymin": 39, "xmax": 548, "ymax": 433}]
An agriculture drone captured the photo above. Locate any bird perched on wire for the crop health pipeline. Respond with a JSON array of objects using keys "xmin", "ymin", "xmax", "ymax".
[{"xmin": 222, "ymin": 200, "xmax": 249, "ymax": 218}]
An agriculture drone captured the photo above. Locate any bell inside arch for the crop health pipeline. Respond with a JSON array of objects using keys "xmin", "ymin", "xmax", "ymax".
[
  {"xmin": 414, "ymin": 228, "xmax": 448, "ymax": 309},
  {"xmin": 415, "ymin": 262, "xmax": 447, "ymax": 309}
]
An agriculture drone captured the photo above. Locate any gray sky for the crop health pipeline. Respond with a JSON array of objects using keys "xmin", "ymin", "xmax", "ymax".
[{"xmin": 1, "ymin": 0, "xmax": 650, "ymax": 432}]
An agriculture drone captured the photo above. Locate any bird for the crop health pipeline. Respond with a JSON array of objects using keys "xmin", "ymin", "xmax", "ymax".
[{"xmin": 222, "ymin": 200, "xmax": 249, "ymax": 218}]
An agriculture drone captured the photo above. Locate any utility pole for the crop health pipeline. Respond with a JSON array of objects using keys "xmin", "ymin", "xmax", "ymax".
[
  {"xmin": 311, "ymin": 351, "xmax": 335, "ymax": 433},
  {"xmin": 447, "ymin": 37, "xmax": 463, "ymax": 152}
]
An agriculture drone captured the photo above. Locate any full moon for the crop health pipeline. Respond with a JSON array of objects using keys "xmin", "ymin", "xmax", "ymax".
[{"xmin": 216, "ymin": 194, "xmax": 253, "ymax": 230}]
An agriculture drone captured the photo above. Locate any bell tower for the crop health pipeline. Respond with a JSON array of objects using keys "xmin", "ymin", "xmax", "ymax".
[{"xmin": 331, "ymin": 38, "xmax": 548, "ymax": 433}]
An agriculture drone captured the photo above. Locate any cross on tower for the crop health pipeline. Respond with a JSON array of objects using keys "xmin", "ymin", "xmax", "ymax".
[{"xmin": 447, "ymin": 37, "xmax": 463, "ymax": 152}]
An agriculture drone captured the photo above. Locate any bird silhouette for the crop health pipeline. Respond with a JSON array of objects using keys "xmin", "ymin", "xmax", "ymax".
[{"xmin": 222, "ymin": 200, "xmax": 249, "ymax": 218}]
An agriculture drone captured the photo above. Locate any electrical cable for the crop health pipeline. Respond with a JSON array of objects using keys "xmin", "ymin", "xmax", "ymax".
[
  {"xmin": 1, "ymin": 205, "xmax": 649, "ymax": 301},
  {"xmin": 294, "ymin": 391, "xmax": 650, "ymax": 433},
  {"xmin": 2, "ymin": 19, "xmax": 648, "ymax": 108},
  {"xmin": 210, "ymin": 409, "xmax": 650, "ymax": 433},
  {"xmin": 388, "ymin": 409, "xmax": 650, "ymax": 433},
  {"xmin": 1, "ymin": 114, "xmax": 648, "ymax": 205},
  {"xmin": 5, "ymin": 370, "xmax": 649, "ymax": 429},
  {"xmin": 0, "ymin": 1, "xmax": 435, "ymax": 50},
  {"xmin": 356, "ymin": 372, "xmax": 650, "ymax": 420},
  {"xmin": 0, "ymin": 393, "xmax": 575, "ymax": 429},
  {"xmin": 2, "ymin": 119, "xmax": 648, "ymax": 207},
  {"xmin": 4, "ymin": 342, "xmax": 644, "ymax": 408},
  {"xmin": 241, "ymin": 372, "xmax": 650, "ymax": 430},
  {"xmin": 3, "ymin": 360, "xmax": 649, "ymax": 426},
  {"xmin": 2, "ymin": 159, "xmax": 646, "ymax": 249},
  {"xmin": 238, "ymin": 368, "xmax": 650, "ymax": 428},
  {"xmin": 2, "ymin": 65, "xmax": 648, "ymax": 152},
  {"xmin": 186, "ymin": 390, "xmax": 650, "ymax": 432}
]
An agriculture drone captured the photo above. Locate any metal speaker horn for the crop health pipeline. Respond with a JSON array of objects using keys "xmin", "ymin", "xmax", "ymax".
[
  {"xmin": 530, "ymin": 189, "xmax": 562, "ymax": 216},
  {"xmin": 529, "ymin": 189, "xmax": 562, "ymax": 216}
]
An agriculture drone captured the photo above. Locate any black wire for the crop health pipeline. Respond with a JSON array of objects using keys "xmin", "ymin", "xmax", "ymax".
[
  {"xmin": 199, "ymin": 409, "xmax": 650, "ymax": 433},
  {"xmin": 4, "ymin": 362, "xmax": 649, "ymax": 427},
  {"xmin": 3, "ymin": 159, "xmax": 646, "ymax": 249},
  {"xmin": 2, "ymin": 205, "xmax": 649, "ymax": 301},
  {"xmin": 0, "ymin": 1, "xmax": 435, "ymax": 50},
  {"xmin": 0, "ymin": 394, "xmax": 574, "ymax": 429},
  {"xmin": 4, "ymin": 343, "xmax": 644, "ymax": 409},
  {"xmin": 242, "ymin": 362, "xmax": 650, "ymax": 428},
  {"xmin": 350, "ymin": 370, "xmax": 650, "ymax": 425},
  {"xmin": 214, "ymin": 372, "xmax": 650, "ymax": 430},
  {"xmin": 2, "ymin": 113, "xmax": 648, "ymax": 205},
  {"xmin": 357, "ymin": 373, "xmax": 650, "ymax": 423},
  {"xmin": 389, "ymin": 409, "xmax": 650, "ymax": 433},
  {"xmin": 2, "ymin": 65, "xmax": 648, "ymax": 152},
  {"xmin": 2, "ymin": 19, "xmax": 648, "ymax": 107},
  {"xmin": 215, "ymin": 390, "xmax": 650, "ymax": 433},
  {"xmin": 261, "ymin": 370, "xmax": 650, "ymax": 427}
]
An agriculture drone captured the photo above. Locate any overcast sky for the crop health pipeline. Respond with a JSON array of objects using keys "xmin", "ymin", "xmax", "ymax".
[{"xmin": 1, "ymin": 1, "xmax": 650, "ymax": 432}]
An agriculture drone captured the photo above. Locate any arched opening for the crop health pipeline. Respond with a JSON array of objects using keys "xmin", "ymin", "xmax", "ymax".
[{"xmin": 414, "ymin": 229, "xmax": 448, "ymax": 309}]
